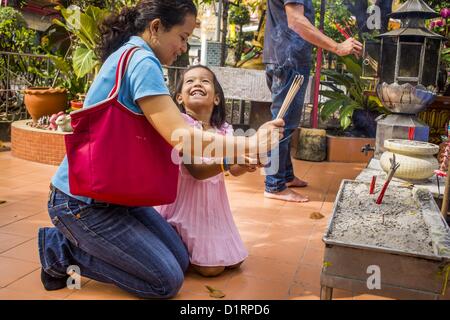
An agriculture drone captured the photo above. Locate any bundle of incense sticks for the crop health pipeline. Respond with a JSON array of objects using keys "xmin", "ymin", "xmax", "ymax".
[
  {"xmin": 335, "ymin": 22, "xmax": 353, "ymax": 39},
  {"xmin": 276, "ymin": 74, "xmax": 304, "ymax": 120}
]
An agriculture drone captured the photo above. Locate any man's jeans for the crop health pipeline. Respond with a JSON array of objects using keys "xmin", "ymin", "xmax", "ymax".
[
  {"xmin": 38, "ymin": 186, "xmax": 189, "ymax": 299},
  {"xmin": 265, "ymin": 64, "xmax": 310, "ymax": 193}
]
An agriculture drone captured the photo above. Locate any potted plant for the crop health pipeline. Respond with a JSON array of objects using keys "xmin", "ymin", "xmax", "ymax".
[
  {"xmin": 0, "ymin": 7, "xmax": 67, "ymax": 123},
  {"xmin": 70, "ymin": 94, "xmax": 85, "ymax": 111},
  {"xmin": 319, "ymin": 55, "xmax": 389, "ymax": 162},
  {"xmin": 51, "ymin": 5, "xmax": 108, "ymax": 79},
  {"xmin": 23, "ymin": 87, "xmax": 68, "ymax": 123},
  {"xmin": 42, "ymin": 5, "xmax": 109, "ymax": 113}
]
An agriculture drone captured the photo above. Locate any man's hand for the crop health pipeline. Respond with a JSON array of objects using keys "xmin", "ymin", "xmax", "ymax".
[
  {"xmin": 335, "ymin": 37, "xmax": 363, "ymax": 57},
  {"xmin": 285, "ymin": 4, "xmax": 363, "ymax": 59}
]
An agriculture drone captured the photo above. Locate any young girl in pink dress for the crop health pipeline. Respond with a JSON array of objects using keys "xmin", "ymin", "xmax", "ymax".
[{"xmin": 157, "ymin": 65, "xmax": 258, "ymax": 277}]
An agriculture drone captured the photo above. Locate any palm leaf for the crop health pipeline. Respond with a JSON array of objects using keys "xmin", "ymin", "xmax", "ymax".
[
  {"xmin": 319, "ymin": 90, "xmax": 348, "ymax": 101},
  {"xmin": 320, "ymin": 99, "xmax": 345, "ymax": 120},
  {"xmin": 46, "ymin": 53, "xmax": 72, "ymax": 74},
  {"xmin": 339, "ymin": 55, "xmax": 362, "ymax": 79},
  {"xmin": 322, "ymin": 69, "xmax": 353, "ymax": 90},
  {"xmin": 339, "ymin": 102, "xmax": 360, "ymax": 130}
]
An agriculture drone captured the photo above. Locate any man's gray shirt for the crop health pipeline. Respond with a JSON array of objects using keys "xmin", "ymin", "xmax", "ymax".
[{"xmin": 263, "ymin": 0, "xmax": 315, "ymax": 68}]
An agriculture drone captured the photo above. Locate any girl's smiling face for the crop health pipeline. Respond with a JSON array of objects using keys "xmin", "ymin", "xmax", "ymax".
[{"xmin": 177, "ymin": 67, "xmax": 220, "ymax": 114}]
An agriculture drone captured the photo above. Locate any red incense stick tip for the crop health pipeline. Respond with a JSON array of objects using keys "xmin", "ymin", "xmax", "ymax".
[{"xmin": 369, "ymin": 176, "xmax": 376, "ymax": 194}]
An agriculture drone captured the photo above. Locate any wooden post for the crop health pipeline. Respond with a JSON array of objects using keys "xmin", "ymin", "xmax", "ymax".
[
  {"xmin": 311, "ymin": 0, "xmax": 326, "ymax": 129},
  {"xmin": 320, "ymin": 286, "xmax": 333, "ymax": 300},
  {"xmin": 441, "ymin": 172, "xmax": 450, "ymax": 219}
]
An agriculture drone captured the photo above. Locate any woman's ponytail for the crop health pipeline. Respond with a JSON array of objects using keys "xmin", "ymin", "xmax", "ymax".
[{"xmin": 98, "ymin": 7, "xmax": 140, "ymax": 62}]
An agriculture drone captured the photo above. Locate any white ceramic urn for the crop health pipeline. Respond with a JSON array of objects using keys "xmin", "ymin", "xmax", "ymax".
[{"xmin": 380, "ymin": 139, "xmax": 439, "ymax": 181}]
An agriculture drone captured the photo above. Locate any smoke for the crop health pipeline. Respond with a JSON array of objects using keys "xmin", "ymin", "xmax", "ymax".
[{"xmin": 270, "ymin": 25, "xmax": 311, "ymax": 69}]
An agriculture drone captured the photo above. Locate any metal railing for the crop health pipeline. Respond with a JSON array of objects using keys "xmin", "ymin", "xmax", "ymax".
[
  {"xmin": 0, "ymin": 52, "xmax": 254, "ymax": 126},
  {"xmin": 0, "ymin": 51, "xmax": 55, "ymax": 122}
]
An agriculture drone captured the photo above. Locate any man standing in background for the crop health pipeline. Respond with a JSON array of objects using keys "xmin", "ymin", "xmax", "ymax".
[{"xmin": 263, "ymin": 0, "xmax": 363, "ymax": 202}]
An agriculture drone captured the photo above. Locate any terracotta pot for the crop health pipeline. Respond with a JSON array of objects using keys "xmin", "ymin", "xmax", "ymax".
[
  {"xmin": 70, "ymin": 100, "xmax": 84, "ymax": 110},
  {"xmin": 23, "ymin": 87, "xmax": 68, "ymax": 122}
]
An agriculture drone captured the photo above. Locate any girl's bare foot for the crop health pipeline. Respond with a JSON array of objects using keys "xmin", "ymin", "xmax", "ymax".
[
  {"xmin": 286, "ymin": 176, "xmax": 308, "ymax": 188},
  {"xmin": 226, "ymin": 261, "xmax": 243, "ymax": 270},
  {"xmin": 192, "ymin": 265, "xmax": 225, "ymax": 277},
  {"xmin": 264, "ymin": 188, "xmax": 309, "ymax": 202}
]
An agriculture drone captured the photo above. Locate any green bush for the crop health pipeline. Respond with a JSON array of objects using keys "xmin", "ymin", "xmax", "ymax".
[{"xmin": 0, "ymin": 7, "xmax": 38, "ymax": 54}]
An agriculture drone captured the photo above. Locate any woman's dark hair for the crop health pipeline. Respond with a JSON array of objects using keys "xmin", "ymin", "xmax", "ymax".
[
  {"xmin": 98, "ymin": 0, "xmax": 197, "ymax": 62},
  {"xmin": 174, "ymin": 65, "xmax": 226, "ymax": 130}
]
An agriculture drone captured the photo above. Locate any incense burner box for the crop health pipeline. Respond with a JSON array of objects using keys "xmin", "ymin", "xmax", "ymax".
[{"xmin": 320, "ymin": 180, "xmax": 450, "ymax": 299}]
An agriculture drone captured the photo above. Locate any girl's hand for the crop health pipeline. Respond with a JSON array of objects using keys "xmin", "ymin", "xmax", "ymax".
[
  {"xmin": 237, "ymin": 155, "xmax": 264, "ymax": 172},
  {"xmin": 249, "ymin": 119, "xmax": 285, "ymax": 156}
]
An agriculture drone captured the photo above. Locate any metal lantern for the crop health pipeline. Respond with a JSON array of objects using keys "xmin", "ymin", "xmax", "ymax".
[
  {"xmin": 362, "ymin": 0, "xmax": 445, "ymax": 158},
  {"xmin": 378, "ymin": 0, "xmax": 443, "ymax": 89}
]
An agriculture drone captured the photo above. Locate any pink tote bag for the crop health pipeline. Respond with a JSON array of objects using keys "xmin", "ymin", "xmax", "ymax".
[{"xmin": 65, "ymin": 46, "xmax": 179, "ymax": 206}]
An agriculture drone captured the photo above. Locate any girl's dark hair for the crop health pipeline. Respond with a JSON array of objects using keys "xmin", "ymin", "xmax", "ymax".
[
  {"xmin": 174, "ymin": 65, "xmax": 226, "ymax": 130},
  {"xmin": 98, "ymin": 0, "xmax": 197, "ymax": 62}
]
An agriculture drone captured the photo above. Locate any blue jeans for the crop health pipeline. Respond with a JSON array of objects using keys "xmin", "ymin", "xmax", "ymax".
[
  {"xmin": 264, "ymin": 64, "xmax": 310, "ymax": 193},
  {"xmin": 38, "ymin": 187, "xmax": 189, "ymax": 299}
]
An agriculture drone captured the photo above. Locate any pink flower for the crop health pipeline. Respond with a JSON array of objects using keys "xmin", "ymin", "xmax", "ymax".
[
  {"xmin": 430, "ymin": 21, "xmax": 436, "ymax": 29},
  {"xmin": 441, "ymin": 8, "xmax": 450, "ymax": 19},
  {"xmin": 436, "ymin": 19, "xmax": 445, "ymax": 27}
]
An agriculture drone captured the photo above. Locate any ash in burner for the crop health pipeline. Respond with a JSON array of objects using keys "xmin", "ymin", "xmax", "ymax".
[{"xmin": 328, "ymin": 182, "xmax": 433, "ymax": 256}]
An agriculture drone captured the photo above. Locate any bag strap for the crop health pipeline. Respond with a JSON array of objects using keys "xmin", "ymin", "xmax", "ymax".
[{"xmin": 107, "ymin": 46, "xmax": 141, "ymax": 100}]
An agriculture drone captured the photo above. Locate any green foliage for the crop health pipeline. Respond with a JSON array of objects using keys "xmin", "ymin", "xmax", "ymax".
[
  {"xmin": 313, "ymin": 0, "xmax": 353, "ymax": 43},
  {"xmin": 319, "ymin": 56, "xmax": 387, "ymax": 130},
  {"xmin": 229, "ymin": 4, "xmax": 251, "ymax": 65},
  {"xmin": 46, "ymin": 53, "xmax": 89, "ymax": 101},
  {"xmin": 193, "ymin": 0, "xmax": 214, "ymax": 6},
  {"xmin": 52, "ymin": 5, "xmax": 108, "ymax": 78},
  {"xmin": 443, "ymin": 48, "xmax": 450, "ymax": 66},
  {"xmin": 0, "ymin": 7, "xmax": 52, "ymax": 90},
  {"xmin": 41, "ymin": 5, "xmax": 108, "ymax": 99},
  {"xmin": 229, "ymin": 4, "xmax": 251, "ymax": 26},
  {"xmin": 0, "ymin": 7, "xmax": 38, "ymax": 54},
  {"xmin": 0, "ymin": 6, "xmax": 26, "ymax": 28},
  {"xmin": 58, "ymin": 0, "xmax": 136, "ymax": 11}
]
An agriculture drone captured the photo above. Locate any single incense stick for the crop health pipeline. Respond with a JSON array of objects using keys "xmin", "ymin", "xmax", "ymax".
[
  {"xmin": 276, "ymin": 74, "xmax": 304, "ymax": 120},
  {"xmin": 369, "ymin": 176, "xmax": 377, "ymax": 194},
  {"xmin": 376, "ymin": 154, "xmax": 400, "ymax": 205},
  {"xmin": 335, "ymin": 22, "xmax": 351, "ymax": 39}
]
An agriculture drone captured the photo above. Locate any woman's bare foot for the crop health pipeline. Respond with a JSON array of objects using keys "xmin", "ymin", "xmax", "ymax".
[
  {"xmin": 286, "ymin": 176, "xmax": 308, "ymax": 188},
  {"xmin": 264, "ymin": 188, "xmax": 309, "ymax": 202}
]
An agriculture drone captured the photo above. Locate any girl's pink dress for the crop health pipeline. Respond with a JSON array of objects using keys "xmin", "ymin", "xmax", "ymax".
[{"xmin": 156, "ymin": 114, "xmax": 248, "ymax": 267}]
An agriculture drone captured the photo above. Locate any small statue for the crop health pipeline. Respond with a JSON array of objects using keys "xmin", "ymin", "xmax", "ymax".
[
  {"xmin": 36, "ymin": 115, "xmax": 50, "ymax": 129},
  {"xmin": 55, "ymin": 113, "xmax": 72, "ymax": 132},
  {"xmin": 49, "ymin": 111, "xmax": 65, "ymax": 131}
]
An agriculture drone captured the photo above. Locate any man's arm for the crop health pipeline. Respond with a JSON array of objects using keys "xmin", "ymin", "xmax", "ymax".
[{"xmin": 285, "ymin": 3, "xmax": 363, "ymax": 57}]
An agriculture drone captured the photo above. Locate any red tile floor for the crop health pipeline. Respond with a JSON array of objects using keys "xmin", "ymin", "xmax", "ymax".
[{"xmin": 0, "ymin": 150, "xmax": 447, "ymax": 300}]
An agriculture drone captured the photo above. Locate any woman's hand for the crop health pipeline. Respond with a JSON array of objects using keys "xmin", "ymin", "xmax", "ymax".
[{"xmin": 249, "ymin": 119, "xmax": 285, "ymax": 156}]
